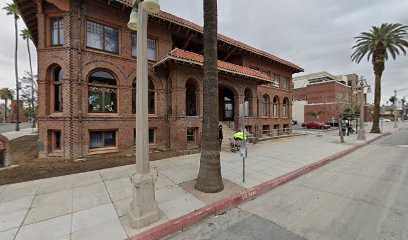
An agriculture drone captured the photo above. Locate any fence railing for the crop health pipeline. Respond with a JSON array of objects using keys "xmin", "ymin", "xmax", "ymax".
[{"xmin": 254, "ymin": 128, "xmax": 297, "ymax": 138}]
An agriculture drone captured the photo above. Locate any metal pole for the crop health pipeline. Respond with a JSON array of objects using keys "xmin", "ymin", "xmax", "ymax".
[
  {"xmin": 394, "ymin": 89, "xmax": 398, "ymax": 128},
  {"xmin": 129, "ymin": 0, "xmax": 160, "ymax": 229},
  {"xmin": 357, "ymin": 86, "xmax": 366, "ymax": 140},
  {"xmin": 402, "ymin": 97, "xmax": 406, "ymax": 123}
]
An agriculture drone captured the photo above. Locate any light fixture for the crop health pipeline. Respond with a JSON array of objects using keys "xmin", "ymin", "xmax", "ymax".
[
  {"xmin": 142, "ymin": 0, "xmax": 160, "ymax": 13},
  {"xmin": 128, "ymin": 5, "xmax": 138, "ymax": 31}
]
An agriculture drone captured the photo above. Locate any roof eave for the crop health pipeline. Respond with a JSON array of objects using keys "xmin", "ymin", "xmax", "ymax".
[{"xmin": 153, "ymin": 56, "xmax": 272, "ymax": 83}]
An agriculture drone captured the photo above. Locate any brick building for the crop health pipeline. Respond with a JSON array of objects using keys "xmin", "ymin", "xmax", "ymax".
[
  {"xmin": 293, "ymin": 71, "xmax": 366, "ymax": 123},
  {"xmin": 16, "ymin": 0, "xmax": 303, "ymax": 160},
  {"xmin": 10, "ymin": 100, "xmax": 28, "ymax": 123}
]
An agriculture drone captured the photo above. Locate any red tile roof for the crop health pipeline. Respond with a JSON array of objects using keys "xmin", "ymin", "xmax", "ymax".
[
  {"xmin": 118, "ymin": 0, "xmax": 303, "ymax": 72},
  {"xmin": 154, "ymin": 48, "xmax": 272, "ymax": 82}
]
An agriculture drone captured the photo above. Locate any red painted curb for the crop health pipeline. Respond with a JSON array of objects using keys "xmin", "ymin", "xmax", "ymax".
[{"xmin": 129, "ymin": 133, "xmax": 390, "ymax": 240}]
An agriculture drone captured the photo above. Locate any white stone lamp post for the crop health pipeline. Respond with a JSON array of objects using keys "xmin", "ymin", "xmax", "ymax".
[
  {"xmin": 127, "ymin": 0, "xmax": 161, "ymax": 229},
  {"xmin": 354, "ymin": 76, "xmax": 371, "ymax": 141}
]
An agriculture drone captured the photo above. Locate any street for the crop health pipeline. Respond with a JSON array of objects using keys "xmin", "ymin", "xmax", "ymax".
[{"xmin": 167, "ymin": 130, "xmax": 408, "ymax": 240}]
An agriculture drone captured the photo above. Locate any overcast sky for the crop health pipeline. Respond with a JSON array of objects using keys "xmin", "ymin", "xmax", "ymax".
[{"xmin": 1, "ymin": 0, "xmax": 407, "ymax": 104}]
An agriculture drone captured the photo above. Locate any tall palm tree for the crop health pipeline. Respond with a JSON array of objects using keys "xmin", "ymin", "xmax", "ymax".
[
  {"xmin": 195, "ymin": 0, "xmax": 224, "ymax": 193},
  {"xmin": 3, "ymin": 3, "xmax": 21, "ymax": 131},
  {"xmin": 20, "ymin": 28, "xmax": 36, "ymax": 127},
  {"xmin": 0, "ymin": 88, "xmax": 14, "ymax": 123},
  {"xmin": 352, "ymin": 23, "xmax": 408, "ymax": 133}
]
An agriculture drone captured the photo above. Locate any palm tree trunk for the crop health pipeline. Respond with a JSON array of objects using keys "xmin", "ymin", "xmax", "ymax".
[
  {"xmin": 27, "ymin": 38, "xmax": 35, "ymax": 128},
  {"xmin": 339, "ymin": 116, "xmax": 345, "ymax": 143},
  {"xmin": 3, "ymin": 99, "xmax": 7, "ymax": 123},
  {"xmin": 370, "ymin": 73, "xmax": 382, "ymax": 133},
  {"xmin": 195, "ymin": 0, "xmax": 224, "ymax": 193},
  {"xmin": 14, "ymin": 16, "xmax": 20, "ymax": 131}
]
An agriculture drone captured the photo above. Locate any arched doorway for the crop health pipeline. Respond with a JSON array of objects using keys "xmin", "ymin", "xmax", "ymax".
[{"xmin": 219, "ymin": 86, "xmax": 235, "ymax": 121}]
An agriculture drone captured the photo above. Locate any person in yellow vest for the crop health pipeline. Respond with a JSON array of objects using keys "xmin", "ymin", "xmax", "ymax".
[{"xmin": 233, "ymin": 131, "xmax": 246, "ymax": 141}]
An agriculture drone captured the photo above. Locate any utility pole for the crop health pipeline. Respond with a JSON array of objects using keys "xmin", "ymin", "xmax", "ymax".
[{"xmin": 393, "ymin": 89, "xmax": 398, "ymax": 128}]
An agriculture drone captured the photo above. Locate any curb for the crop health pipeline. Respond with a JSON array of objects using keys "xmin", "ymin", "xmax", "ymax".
[{"xmin": 129, "ymin": 133, "xmax": 391, "ymax": 240}]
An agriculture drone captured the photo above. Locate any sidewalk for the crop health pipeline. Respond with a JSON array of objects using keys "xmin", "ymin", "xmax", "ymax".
[
  {"xmin": 0, "ymin": 123, "xmax": 401, "ymax": 240},
  {"xmin": 1, "ymin": 127, "xmax": 37, "ymax": 141}
]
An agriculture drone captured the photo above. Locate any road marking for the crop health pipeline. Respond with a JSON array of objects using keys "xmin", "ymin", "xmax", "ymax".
[{"xmin": 397, "ymin": 145, "xmax": 408, "ymax": 148}]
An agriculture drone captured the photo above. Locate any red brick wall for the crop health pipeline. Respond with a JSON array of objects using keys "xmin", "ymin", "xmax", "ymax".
[
  {"xmin": 36, "ymin": 0, "xmax": 296, "ymax": 159},
  {"xmin": 10, "ymin": 100, "xmax": 28, "ymax": 123}
]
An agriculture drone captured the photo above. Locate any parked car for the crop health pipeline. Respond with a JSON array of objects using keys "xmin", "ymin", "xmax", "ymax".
[
  {"xmin": 301, "ymin": 121, "xmax": 331, "ymax": 129},
  {"xmin": 325, "ymin": 120, "xmax": 339, "ymax": 127},
  {"xmin": 292, "ymin": 120, "xmax": 298, "ymax": 125},
  {"xmin": 379, "ymin": 118, "xmax": 391, "ymax": 122}
]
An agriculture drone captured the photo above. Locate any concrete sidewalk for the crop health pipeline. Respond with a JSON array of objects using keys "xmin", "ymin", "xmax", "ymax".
[
  {"xmin": 1, "ymin": 127, "xmax": 37, "ymax": 141},
  {"xmin": 0, "ymin": 123, "xmax": 402, "ymax": 240}
]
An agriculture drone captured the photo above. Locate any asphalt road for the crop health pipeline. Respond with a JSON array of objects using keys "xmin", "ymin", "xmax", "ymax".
[{"xmin": 167, "ymin": 130, "xmax": 408, "ymax": 240}]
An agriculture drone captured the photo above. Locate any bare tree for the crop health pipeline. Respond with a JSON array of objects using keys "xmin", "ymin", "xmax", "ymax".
[
  {"xmin": 322, "ymin": 94, "xmax": 351, "ymax": 143},
  {"xmin": 20, "ymin": 71, "xmax": 38, "ymax": 122}
]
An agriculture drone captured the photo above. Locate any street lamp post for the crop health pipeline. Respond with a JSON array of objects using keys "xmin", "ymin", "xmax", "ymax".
[
  {"xmin": 127, "ymin": 0, "xmax": 161, "ymax": 229},
  {"xmin": 356, "ymin": 76, "xmax": 371, "ymax": 141},
  {"xmin": 393, "ymin": 89, "xmax": 398, "ymax": 128},
  {"xmin": 403, "ymin": 96, "xmax": 407, "ymax": 123}
]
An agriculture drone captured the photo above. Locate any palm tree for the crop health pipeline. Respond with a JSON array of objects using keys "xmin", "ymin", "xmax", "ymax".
[
  {"xmin": 20, "ymin": 28, "xmax": 36, "ymax": 127},
  {"xmin": 306, "ymin": 110, "xmax": 325, "ymax": 122},
  {"xmin": 3, "ymin": 3, "xmax": 21, "ymax": 131},
  {"xmin": 352, "ymin": 23, "xmax": 408, "ymax": 133},
  {"xmin": 0, "ymin": 88, "xmax": 14, "ymax": 123},
  {"xmin": 195, "ymin": 0, "xmax": 224, "ymax": 193}
]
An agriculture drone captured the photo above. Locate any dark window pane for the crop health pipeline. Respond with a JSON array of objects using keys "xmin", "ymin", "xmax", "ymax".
[
  {"xmin": 186, "ymin": 83, "xmax": 197, "ymax": 116},
  {"xmin": 89, "ymin": 71, "xmax": 116, "ymax": 85},
  {"xmin": 104, "ymin": 26, "xmax": 119, "ymax": 53},
  {"xmin": 90, "ymin": 132, "xmax": 103, "ymax": 148},
  {"xmin": 148, "ymin": 91, "xmax": 155, "ymax": 114},
  {"xmin": 104, "ymin": 131, "xmax": 116, "ymax": 147},
  {"xmin": 148, "ymin": 79, "xmax": 154, "ymax": 90},
  {"xmin": 132, "ymin": 34, "xmax": 156, "ymax": 60},
  {"xmin": 147, "ymin": 38, "xmax": 156, "ymax": 61},
  {"xmin": 87, "ymin": 21, "xmax": 104, "ymax": 50},
  {"xmin": 104, "ymin": 90, "xmax": 117, "ymax": 113},
  {"xmin": 90, "ymin": 131, "xmax": 116, "ymax": 149},
  {"xmin": 88, "ymin": 89, "xmax": 103, "ymax": 112},
  {"xmin": 148, "ymin": 80, "xmax": 155, "ymax": 114},
  {"xmin": 131, "ymin": 33, "xmax": 137, "ymax": 57},
  {"xmin": 54, "ymin": 67, "xmax": 62, "ymax": 82},
  {"xmin": 187, "ymin": 128, "xmax": 195, "ymax": 142},
  {"xmin": 149, "ymin": 128, "xmax": 154, "ymax": 144},
  {"xmin": 262, "ymin": 95, "xmax": 267, "ymax": 116},
  {"xmin": 59, "ymin": 19, "xmax": 64, "ymax": 44},
  {"xmin": 132, "ymin": 80, "xmax": 136, "ymax": 114},
  {"xmin": 51, "ymin": 18, "xmax": 64, "ymax": 45},
  {"xmin": 55, "ymin": 131, "xmax": 61, "ymax": 149},
  {"xmin": 54, "ymin": 85, "xmax": 63, "ymax": 112},
  {"xmin": 52, "ymin": 28, "xmax": 58, "ymax": 45}
]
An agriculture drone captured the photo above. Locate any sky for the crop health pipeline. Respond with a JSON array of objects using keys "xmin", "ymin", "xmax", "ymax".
[{"xmin": 0, "ymin": 0, "xmax": 407, "ymax": 104}]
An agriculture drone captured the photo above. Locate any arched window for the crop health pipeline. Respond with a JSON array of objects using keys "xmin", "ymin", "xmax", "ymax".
[
  {"xmin": 273, "ymin": 96, "xmax": 279, "ymax": 117},
  {"xmin": 283, "ymin": 98, "xmax": 288, "ymax": 117},
  {"xmin": 132, "ymin": 80, "xmax": 136, "ymax": 114},
  {"xmin": 88, "ymin": 71, "xmax": 117, "ymax": 113},
  {"xmin": 52, "ymin": 66, "xmax": 63, "ymax": 112},
  {"xmin": 186, "ymin": 80, "xmax": 197, "ymax": 116},
  {"xmin": 148, "ymin": 79, "xmax": 155, "ymax": 114},
  {"xmin": 262, "ymin": 95, "xmax": 268, "ymax": 116}
]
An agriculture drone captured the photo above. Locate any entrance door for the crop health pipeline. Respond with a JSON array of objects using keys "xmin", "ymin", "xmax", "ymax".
[{"xmin": 223, "ymin": 96, "xmax": 234, "ymax": 121}]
